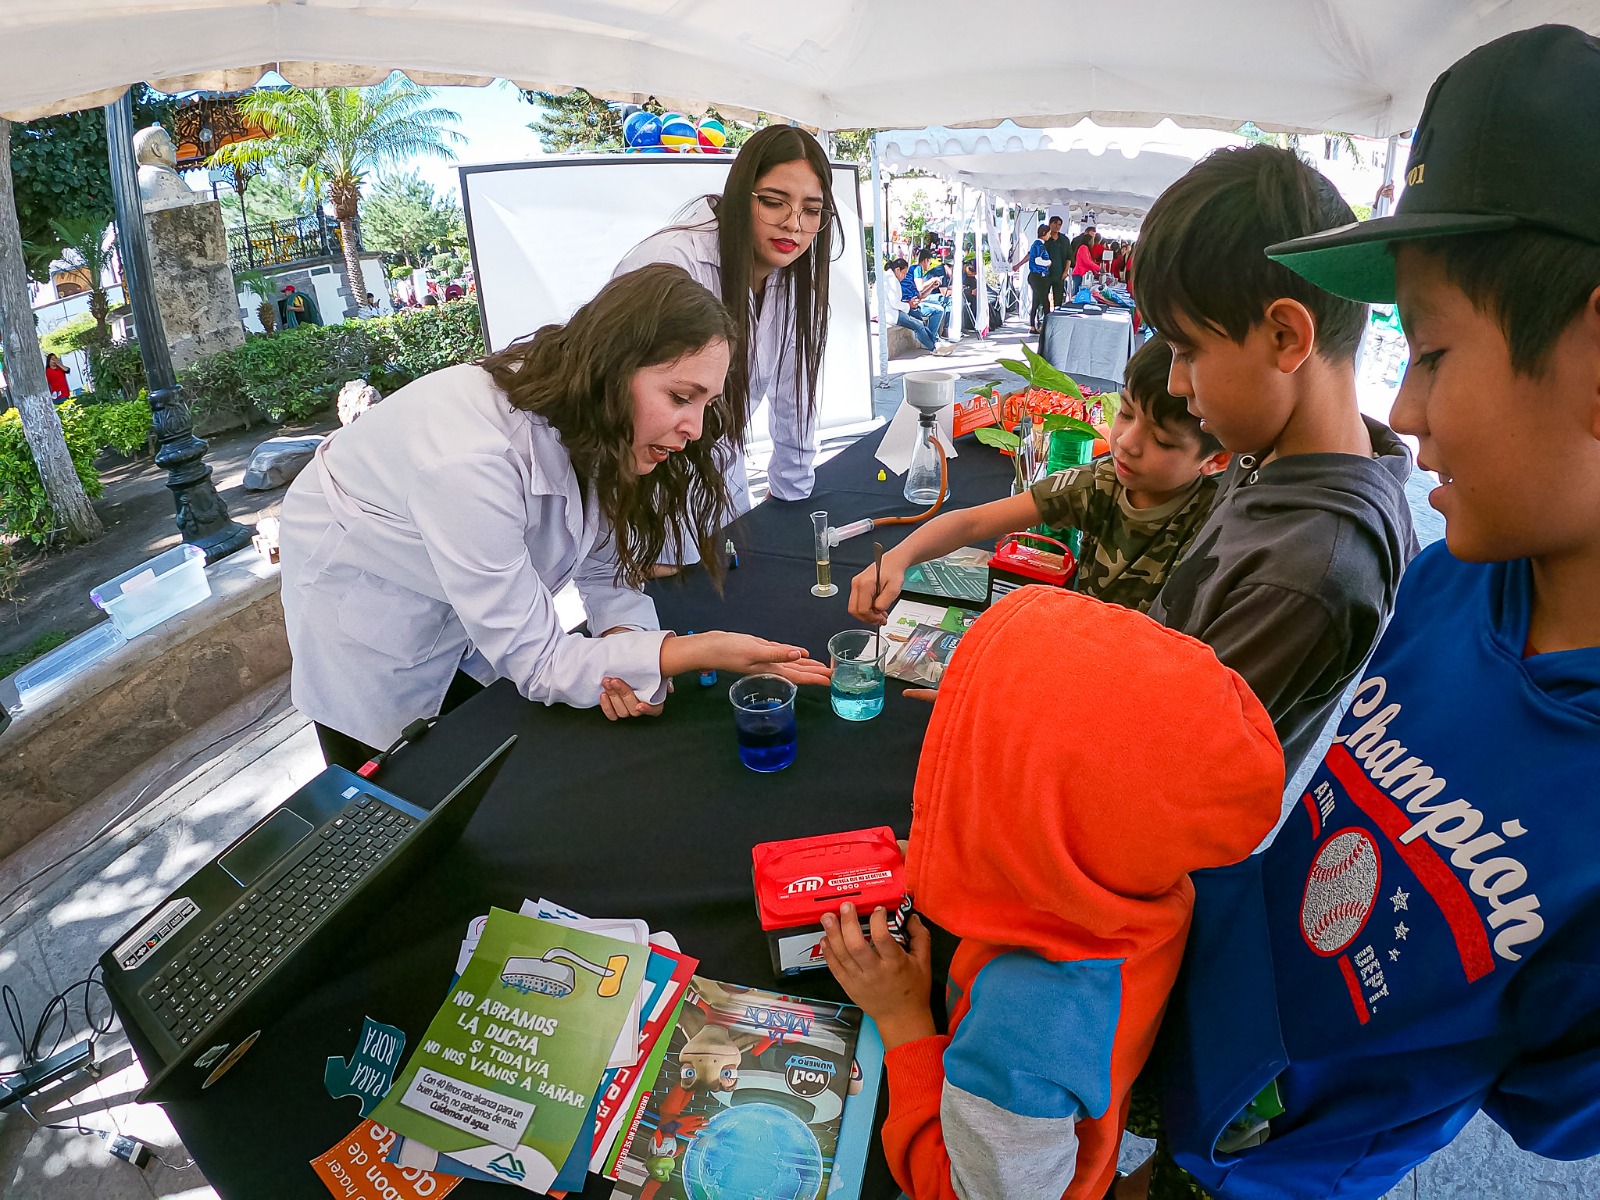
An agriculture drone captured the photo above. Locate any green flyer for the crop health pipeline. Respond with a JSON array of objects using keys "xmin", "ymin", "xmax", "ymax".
[{"xmin": 371, "ymin": 907, "xmax": 647, "ymax": 1192}]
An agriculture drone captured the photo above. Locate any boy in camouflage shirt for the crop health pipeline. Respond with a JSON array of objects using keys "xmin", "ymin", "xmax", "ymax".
[{"xmin": 849, "ymin": 335, "xmax": 1229, "ymax": 619}]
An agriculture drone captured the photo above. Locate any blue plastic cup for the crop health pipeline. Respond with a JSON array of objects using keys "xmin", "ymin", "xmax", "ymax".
[{"xmin": 729, "ymin": 674, "xmax": 798, "ymax": 772}]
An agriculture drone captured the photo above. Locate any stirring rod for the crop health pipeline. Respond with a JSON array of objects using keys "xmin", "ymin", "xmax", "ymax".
[{"xmin": 873, "ymin": 541, "xmax": 885, "ymax": 661}]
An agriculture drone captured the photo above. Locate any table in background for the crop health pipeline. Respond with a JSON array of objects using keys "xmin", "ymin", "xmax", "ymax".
[
  {"xmin": 162, "ymin": 433, "xmax": 1013, "ymax": 1199},
  {"xmin": 1041, "ymin": 306, "xmax": 1138, "ymax": 384}
]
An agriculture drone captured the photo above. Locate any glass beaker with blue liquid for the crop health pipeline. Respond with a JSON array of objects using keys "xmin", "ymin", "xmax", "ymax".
[
  {"xmin": 729, "ymin": 674, "xmax": 798, "ymax": 772},
  {"xmin": 829, "ymin": 629, "xmax": 887, "ymax": 721}
]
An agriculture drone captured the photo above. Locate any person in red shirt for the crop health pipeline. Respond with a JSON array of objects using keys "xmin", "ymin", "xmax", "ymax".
[
  {"xmin": 44, "ymin": 353, "xmax": 70, "ymax": 400},
  {"xmin": 1074, "ymin": 232, "xmax": 1104, "ymax": 284},
  {"xmin": 1111, "ymin": 241, "xmax": 1132, "ymax": 282}
]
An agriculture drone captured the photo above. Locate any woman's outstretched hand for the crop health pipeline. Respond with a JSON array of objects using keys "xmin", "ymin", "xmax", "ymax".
[{"xmin": 660, "ymin": 631, "xmax": 832, "ymax": 687}]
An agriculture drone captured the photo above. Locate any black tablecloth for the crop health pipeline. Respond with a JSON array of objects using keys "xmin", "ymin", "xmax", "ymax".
[{"xmin": 164, "ymin": 432, "xmax": 1013, "ymax": 1199}]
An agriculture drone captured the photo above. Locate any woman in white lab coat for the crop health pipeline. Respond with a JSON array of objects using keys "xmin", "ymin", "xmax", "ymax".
[
  {"xmin": 614, "ymin": 126, "xmax": 840, "ymax": 556},
  {"xmin": 279, "ymin": 264, "xmax": 830, "ymax": 770}
]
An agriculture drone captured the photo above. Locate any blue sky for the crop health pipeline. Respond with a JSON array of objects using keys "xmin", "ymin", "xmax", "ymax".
[{"xmin": 410, "ymin": 80, "xmax": 547, "ymax": 201}]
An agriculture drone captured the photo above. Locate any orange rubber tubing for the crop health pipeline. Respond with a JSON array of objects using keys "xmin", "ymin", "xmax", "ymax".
[{"xmin": 872, "ymin": 446, "xmax": 948, "ymax": 527}]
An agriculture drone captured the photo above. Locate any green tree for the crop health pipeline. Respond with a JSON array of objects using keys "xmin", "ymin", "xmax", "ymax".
[
  {"xmin": 524, "ymin": 88, "xmax": 632, "ymax": 153},
  {"xmin": 218, "ymin": 165, "xmax": 318, "ymax": 231},
  {"xmin": 0, "ymin": 118, "xmax": 103, "ymax": 543},
  {"xmin": 830, "ymin": 129, "xmax": 877, "ymax": 163},
  {"xmin": 211, "ymin": 76, "xmax": 465, "ymax": 304},
  {"xmin": 7, "ymin": 87, "xmax": 175, "ymax": 271},
  {"xmin": 1241, "ymin": 123, "xmax": 1360, "ymax": 161},
  {"xmin": 901, "ymin": 194, "xmax": 933, "ymax": 246},
  {"xmin": 362, "ymin": 171, "xmax": 465, "ymax": 268},
  {"xmin": 45, "ymin": 214, "xmax": 118, "ymax": 345}
]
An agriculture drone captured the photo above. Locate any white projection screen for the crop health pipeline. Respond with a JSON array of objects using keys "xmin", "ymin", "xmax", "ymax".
[{"xmin": 460, "ymin": 155, "xmax": 874, "ymax": 439}]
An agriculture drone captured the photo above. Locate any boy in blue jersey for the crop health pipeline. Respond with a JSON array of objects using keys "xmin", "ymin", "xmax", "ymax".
[{"xmin": 1157, "ymin": 25, "xmax": 1600, "ymax": 1199}]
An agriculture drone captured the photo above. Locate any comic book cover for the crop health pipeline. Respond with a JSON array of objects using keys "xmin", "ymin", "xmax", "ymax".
[
  {"xmin": 611, "ymin": 978, "xmax": 862, "ymax": 1200},
  {"xmin": 884, "ymin": 622, "xmax": 967, "ymax": 688}
]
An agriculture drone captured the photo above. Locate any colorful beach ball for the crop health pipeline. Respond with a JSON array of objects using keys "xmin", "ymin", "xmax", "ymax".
[
  {"xmin": 659, "ymin": 112, "xmax": 698, "ymax": 152},
  {"xmin": 696, "ymin": 117, "xmax": 727, "ymax": 152},
  {"xmin": 623, "ymin": 110, "xmax": 662, "ymax": 149}
]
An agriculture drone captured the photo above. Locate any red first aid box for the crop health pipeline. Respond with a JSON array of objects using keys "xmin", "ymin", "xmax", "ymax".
[{"xmin": 752, "ymin": 827, "xmax": 910, "ymax": 977}]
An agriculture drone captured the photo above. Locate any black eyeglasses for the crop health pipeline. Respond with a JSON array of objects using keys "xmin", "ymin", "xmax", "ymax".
[{"xmin": 751, "ymin": 191, "xmax": 831, "ymax": 233}]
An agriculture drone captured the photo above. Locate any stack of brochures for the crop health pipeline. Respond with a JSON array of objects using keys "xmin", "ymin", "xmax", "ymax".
[
  {"xmin": 354, "ymin": 898, "xmax": 883, "ymax": 1200},
  {"xmin": 883, "ymin": 598, "xmax": 981, "ymax": 688}
]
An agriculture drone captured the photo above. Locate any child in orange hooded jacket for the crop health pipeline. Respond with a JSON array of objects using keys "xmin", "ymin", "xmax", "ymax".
[{"xmin": 822, "ymin": 586, "xmax": 1284, "ymax": 1199}]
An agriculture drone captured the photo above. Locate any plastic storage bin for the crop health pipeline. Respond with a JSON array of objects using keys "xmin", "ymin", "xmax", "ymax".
[
  {"xmin": 91, "ymin": 544, "xmax": 211, "ymax": 638},
  {"xmin": 14, "ymin": 621, "xmax": 128, "ymax": 711}
]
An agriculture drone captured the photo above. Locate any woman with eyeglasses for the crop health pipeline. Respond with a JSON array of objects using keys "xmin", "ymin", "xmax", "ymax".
[{"xmin": 614, "ymin": 125, "xmax": 839, "ymax": 563}]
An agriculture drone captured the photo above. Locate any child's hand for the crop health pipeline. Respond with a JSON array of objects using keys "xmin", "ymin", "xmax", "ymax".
[
  {"xmin": 821, "ymin": 905, "xmax": 936, "ymax": 1050},
  {"xmin": 848, "ymin": 560, "xmax": 904, "ymax": 625}
]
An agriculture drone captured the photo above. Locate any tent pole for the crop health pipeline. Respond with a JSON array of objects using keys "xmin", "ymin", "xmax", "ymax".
[
  {"xmin": 976, "ymin": 192, "xmax": 991, "ymax": 337},
  {"xmin": 949, "ymin": 186, "xmax": 963, "ymax": 343},
  {"xmin": 870, "ymin": 132, "xmax": 891, "ymax": 387},
  {"xmin": 1375, "ymin": 134, "xmax": 1399, "ymax": 218}
]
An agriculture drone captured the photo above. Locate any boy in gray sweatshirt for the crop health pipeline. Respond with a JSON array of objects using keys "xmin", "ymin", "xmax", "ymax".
[{"xmin": 1134, "ymin": 145, "xmax": 1419, "ymax": 777}]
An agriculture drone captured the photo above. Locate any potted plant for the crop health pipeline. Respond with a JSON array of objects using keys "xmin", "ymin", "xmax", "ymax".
[
  {"xmin": 235, "ymin": 269, "xmax": 279, "ymax": 334},
  {"xmin": 968, "ymin": 347, "xmax": 1114, "ymax": 492}
]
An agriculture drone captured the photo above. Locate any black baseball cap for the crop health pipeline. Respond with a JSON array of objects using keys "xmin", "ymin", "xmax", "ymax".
[{"xmin": 1266, "ymin": 25, "xmax": 1600, "ymax": 303}]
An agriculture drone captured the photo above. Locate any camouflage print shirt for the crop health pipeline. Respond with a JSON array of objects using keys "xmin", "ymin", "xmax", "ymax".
[{"xmin": 1030, "ymin": 457, "xmax": 1218, "ymax": 613}]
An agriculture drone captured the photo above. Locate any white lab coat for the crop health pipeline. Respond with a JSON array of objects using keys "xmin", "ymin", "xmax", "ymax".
[
  {"xmin": 613, "ymin": 200, "xmax": 818, "ymax": 515},
  {"xmin": 278, "ymin": 364, "xmax": 669, "ymax": 750}
]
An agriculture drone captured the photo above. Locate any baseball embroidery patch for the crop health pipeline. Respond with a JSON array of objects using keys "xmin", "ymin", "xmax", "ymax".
[{"xmin": 1301, "ymin": 828, "xmax": 1381, "ymax": 956}]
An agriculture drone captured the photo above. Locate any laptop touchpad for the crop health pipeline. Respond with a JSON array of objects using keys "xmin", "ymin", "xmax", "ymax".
[{"xmin": 220, "ymin": 808, "xmax": 315, "ymax": 888}]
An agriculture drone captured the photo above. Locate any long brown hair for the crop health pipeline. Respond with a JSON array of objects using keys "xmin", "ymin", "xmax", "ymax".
[
  {"xmin": 709, "ymin": 125, "xmax": 839, "ymax": 445},
  {"xmin": 480, "ymin": 264, "xmax": 738, "ymax": 586}
]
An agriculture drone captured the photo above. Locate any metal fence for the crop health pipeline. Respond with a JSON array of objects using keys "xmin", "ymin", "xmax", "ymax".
[{"xmin": 227, "ymin": 215, "xmax": 343, "ymax": 271}]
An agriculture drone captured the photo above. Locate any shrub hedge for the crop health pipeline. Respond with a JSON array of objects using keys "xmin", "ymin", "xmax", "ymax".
[
  {"xmin": 91, "ymin": 301, "xmax": 482, "ymax": 424},
  {"xmin": 4, "ymin": 303, "xmax": 483, "ymax": 542},
  {"xmin": 0, "ymin": 403, "xmax": 106, "ymax": 545}
]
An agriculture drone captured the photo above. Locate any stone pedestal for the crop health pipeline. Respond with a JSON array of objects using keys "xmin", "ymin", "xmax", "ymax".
[{"xmin": 145, "ymin": 199, "xmax": 245, "ymax": 371}]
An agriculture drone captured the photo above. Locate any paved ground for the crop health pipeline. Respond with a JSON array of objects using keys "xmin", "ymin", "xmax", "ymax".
[
  {"xmin": 1, "ymin": 415, "xmax": 340, "ymax": 664},
  {"xmin": 0, "ymin": 316, "xmax": 1589, "ymax": 1199}
]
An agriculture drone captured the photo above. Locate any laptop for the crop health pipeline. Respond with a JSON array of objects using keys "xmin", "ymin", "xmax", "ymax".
[{"xmin": 101, "ymin": 735, "xmax": 516, "ymax": 1101}]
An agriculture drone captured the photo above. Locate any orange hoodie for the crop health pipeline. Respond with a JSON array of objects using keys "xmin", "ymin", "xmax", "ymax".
[{"xmin": 883, "ymin": 587, "xmax": 1283, "ymax": 1199}]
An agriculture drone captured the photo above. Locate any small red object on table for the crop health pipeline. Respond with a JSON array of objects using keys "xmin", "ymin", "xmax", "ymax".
[
  {"xmin": 987, "ymin": 532, "xmax": 1077, "ymax": 606},
  {"xmin": 752, "ymin": 827, "xmax": 909, "ymax": 977}
]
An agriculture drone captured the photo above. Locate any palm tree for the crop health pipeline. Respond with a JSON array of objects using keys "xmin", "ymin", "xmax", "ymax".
[
  {"xmin": 48, "ymin": 213, "xmax": 118, "ymax": 345},
  {"xmin": 210, "ymin": 76, "xmax": 464, "ymax": 306},
  {"xmin": 234, "ymin": 269, "xmax": 279, "ymax": 333}
]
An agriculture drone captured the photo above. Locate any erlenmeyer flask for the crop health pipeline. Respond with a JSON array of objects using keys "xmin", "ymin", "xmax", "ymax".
[{"xmin": 904, "ymin": 420, "xmax": 944, "ymax": 505}]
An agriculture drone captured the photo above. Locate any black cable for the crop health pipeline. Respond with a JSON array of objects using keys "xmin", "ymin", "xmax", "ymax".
[
  {"xmin": 356, "ymin": 715, "xmax": 437, "ymax": 779},
  {"xmin": 0, "ymin": 964, "xmax": 116, "ymax": 1076},
  {"xmin": 26, "ymin": 965, "xmax": 115, "ymax": 1063}
]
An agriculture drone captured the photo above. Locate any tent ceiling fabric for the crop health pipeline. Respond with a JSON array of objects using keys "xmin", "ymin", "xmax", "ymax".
[
  {"xmin": 0, "ymin": 2, "xmax": 1593, "ymax": 131},
  {"xmin": 876, "ymin": 120, "xmax": 1246, "ymax": 215}
]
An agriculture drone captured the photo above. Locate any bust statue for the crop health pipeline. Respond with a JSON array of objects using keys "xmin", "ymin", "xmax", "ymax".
[{"xmin": 135, "ymin": 126, "xmax": 203, "ymax": 212}]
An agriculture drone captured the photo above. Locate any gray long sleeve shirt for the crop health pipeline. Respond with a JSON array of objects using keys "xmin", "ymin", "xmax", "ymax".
[{"xmin": 1148, "ymin": 417, "xmax": 1419, "ymax": 776}]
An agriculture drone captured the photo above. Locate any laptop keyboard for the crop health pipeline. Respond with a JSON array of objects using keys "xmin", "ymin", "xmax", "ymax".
[{"xmin": 141, "ymin": 795, "xmax": 418, "ymax": 1047}]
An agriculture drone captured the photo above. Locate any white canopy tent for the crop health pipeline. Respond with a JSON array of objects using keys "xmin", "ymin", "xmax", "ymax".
[
  {"xmin": 866, "ymin": 120, "xmax": 1246, "ymax": 369},
  {"xmin": 876, "ymin": 120, "xmax": 1246, "ymax": 218},
  {"xmin": 1, "ymin": 2, "xmax": 1592, "ymax": 133}
]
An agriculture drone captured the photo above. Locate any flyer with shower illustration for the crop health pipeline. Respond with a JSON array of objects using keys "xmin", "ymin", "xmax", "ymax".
[
  {"xmin": 611, "ymin": 978, "xmax": 862, "ymax": 1200},
  {"xmin": 369, "ymin": 907, "xmax": 647, "ymax": 1193}
]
